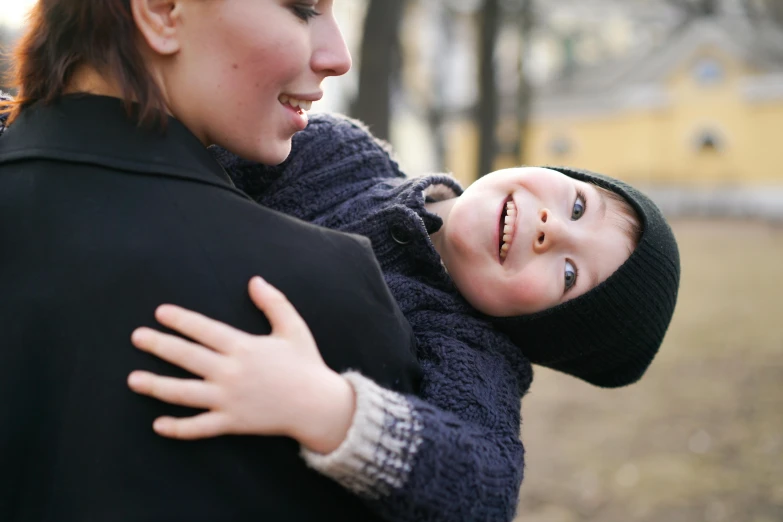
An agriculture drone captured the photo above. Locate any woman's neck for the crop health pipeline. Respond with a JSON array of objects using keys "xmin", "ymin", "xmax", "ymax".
[
  {"xmin": 424, "ymin": 197, "xmax": 458, "ymax": 259},
  {"xmin": 65, "ymin": 66, "xmax": 124, "ymax": 98}
]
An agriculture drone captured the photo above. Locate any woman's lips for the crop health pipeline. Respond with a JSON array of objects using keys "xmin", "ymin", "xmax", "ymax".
[{"xmin": 280, "ymin": 101, "xmax": 309, "ymax": 132}]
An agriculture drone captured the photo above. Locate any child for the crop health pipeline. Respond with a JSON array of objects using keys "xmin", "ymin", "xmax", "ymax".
[
  {"xmin": 213, "ymin": 113, "xmax": 678, "ymax": 387},
  {"xmin": 129, "ymin": 114, "xmax": 680, "ymax": 521},
  {"xmin": 1, "ymin": 106, "xmax": 679, "ymax": 521}
]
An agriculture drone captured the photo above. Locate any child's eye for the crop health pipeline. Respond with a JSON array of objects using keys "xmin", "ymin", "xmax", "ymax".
[
  {"xmin": 564, "ymin": 260, "xmax": 578, "ymax": 292},
  {"xmin": 291, "ymin": 2, "xmax": 321, "ymax": 21},
  {"xmin": 571, "ymin": 190, "xmax": 586, "ymax": 220}
]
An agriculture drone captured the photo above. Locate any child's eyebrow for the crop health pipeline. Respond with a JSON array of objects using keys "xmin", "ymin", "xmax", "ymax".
[{"xmin": 592, "ymin": 185, "xmax": 608, "ymax": 221}]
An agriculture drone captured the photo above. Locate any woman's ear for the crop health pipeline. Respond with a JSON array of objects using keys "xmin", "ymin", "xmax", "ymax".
[{"xmin": 130, "ymin": 0, "xmax": 183, "ymax": 56}]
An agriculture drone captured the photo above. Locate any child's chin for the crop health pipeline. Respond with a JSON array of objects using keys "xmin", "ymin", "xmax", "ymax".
[{"xmin": 458, "ymin": 284, "xmax": 505, "ymax": 317}]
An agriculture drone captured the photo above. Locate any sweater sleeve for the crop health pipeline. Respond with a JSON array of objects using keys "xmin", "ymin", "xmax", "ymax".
[{"xmin": 302, "ymin": 321, "xmax": 531, "ymax": 522}]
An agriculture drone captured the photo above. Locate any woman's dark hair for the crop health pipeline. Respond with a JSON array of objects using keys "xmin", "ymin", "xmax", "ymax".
[{"xmin": 0, "ymin": 0, "xmax": 166, "ymax": 126}]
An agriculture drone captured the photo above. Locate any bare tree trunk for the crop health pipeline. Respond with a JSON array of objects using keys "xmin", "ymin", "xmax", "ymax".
[
  {"xmin": 352, "ymin": 0, "xmax": 405, "ymax": 141},
  {"xmin": 0, "ymin": 26, "xmax": 19, "ymax": 93},
  {"xmin": 477, "ymin": 0, "xmax": 500, "ymax": 178},
  {"xmin": 744, "ymin": 0, "xmax": 783, "ymax": 30},
  {"xmin": 515, "ymin": 0, "xmax": 535, "ymax": 165},
  {"xmin": 426, "ymin": 2, "xmax": 454, "ymax": 170}
]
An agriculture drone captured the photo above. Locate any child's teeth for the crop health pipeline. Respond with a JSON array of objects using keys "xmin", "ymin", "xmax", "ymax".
[{"xmin": 499, "ymin": 199, "xmax": 516, "ymax": 260}]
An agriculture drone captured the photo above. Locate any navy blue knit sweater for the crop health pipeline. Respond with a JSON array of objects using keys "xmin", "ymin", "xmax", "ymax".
[{"xmin": 211, "ymin": 114, "xmax": 534, "ymax": 522}]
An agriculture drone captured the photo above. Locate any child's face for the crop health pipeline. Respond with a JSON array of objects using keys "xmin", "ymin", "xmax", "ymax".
[{"xmin": 438, "ymin": 167, "xmax": 634, "ymax": 317}]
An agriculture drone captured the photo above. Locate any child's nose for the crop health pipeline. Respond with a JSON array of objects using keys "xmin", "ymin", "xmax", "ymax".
[{"xmin": 533, "ymin": 208, "xmax": 564, "ymax": 254}]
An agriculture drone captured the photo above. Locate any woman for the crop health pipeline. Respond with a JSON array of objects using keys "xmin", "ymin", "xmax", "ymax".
[{"xmin": 0, "ymin": 1, "xmax": 421, "ymax": 521}]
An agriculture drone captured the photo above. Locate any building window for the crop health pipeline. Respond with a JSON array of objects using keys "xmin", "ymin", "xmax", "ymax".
[
  {"xmin": 692, "ymin": 58, "xmax": 724, "ymax": 85},
  {"xmin": 693, "ymin": 129, "xmax": 724, "ymax": 153},
  {"xmin": 549, "ymin": 135, "xmax": 573, "ymax": 157}
]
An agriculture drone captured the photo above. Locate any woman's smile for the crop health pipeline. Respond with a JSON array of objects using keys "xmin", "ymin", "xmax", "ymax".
[{"xmin": 278, "ymin": 92, "xmax": 322, "ymax": 132}]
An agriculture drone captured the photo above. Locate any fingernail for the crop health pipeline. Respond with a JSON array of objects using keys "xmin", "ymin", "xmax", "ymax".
[{"xmin": 252, "ymin": 276, "xmax": 267, "ymax": 286}]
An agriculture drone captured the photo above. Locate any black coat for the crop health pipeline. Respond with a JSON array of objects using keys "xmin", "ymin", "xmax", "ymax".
[{"xmin": 0, "ymin": 95, "xmax": 421, "ymax": 522}]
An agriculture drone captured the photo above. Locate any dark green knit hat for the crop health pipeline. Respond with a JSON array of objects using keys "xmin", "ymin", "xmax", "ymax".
[{"xmin": 492, "ymin": 166, "xmax": 681, "ymax": 388}]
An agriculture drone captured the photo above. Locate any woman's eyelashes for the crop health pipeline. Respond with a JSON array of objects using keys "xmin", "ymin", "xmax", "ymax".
[
  {"xmin": 564, "ymin": 259, "xmax": 578, "ymax": 293},
  {"xmin": 291, "ymin": 2, "xmax": 321, "ymax": 21},
  {"xmin": 571, "ymin": 189, "xmax": 587, "ymax": 220}
]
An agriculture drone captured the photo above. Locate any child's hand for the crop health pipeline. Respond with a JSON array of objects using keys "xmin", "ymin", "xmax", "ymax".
[{"xmin": 127, "ymin": 277, "xmax": 356, "ymax": 454}]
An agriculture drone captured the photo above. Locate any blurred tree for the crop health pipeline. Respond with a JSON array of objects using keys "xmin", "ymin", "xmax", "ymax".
[
  {"xmin": 477, "ymin": 0, "xmax": 500, "ymax": 177},
  {"xmin": 423, "ymin": 1, "xmax": 453, "ymax": 171},
  {"xmin": 0, "ymin": 25, "xmax": 17, "ymax": 93},
  {"xmin": 512, "ymin": 0, "xmax": 535, "ymax": 164},
  {"xmin": 743, "ymin": 0, "xmax": 783, "ymax": 30},
  {"xmin": 352, "ymin": 0, "xmax": 405, "ymax": 141},
  {"xmin": 663, "ymin": 0, "xmax": 719, "ymax": 18}
]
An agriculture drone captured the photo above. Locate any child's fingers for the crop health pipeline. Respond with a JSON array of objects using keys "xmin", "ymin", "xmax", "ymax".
[
  {"xmin": 127, "ymin": 371, "xmax": 218, "ymax": 410},
  {"xmin": 154, "ymin": 304, "xmax": 246, "ymax": 355},
  {"xmin": 152, "ymin": 412, "xmax": 229, "ymax": 440},
  {"xmin": 248, "ymin": 277, "xmax": 314, "ymax": 344},
  {"xmin": 131, "ymin": 327, "xmax": 222, "ymax": 378}
]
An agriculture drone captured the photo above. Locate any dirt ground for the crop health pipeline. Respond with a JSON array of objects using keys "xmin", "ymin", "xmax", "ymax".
[{"xmin": 514, "ymin": 219, "xmax": 783, "ymax": 522}]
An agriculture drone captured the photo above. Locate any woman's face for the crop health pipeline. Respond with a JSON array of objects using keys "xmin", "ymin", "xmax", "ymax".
[{"xmin": 157, "ymin": 0, "xmax": 351, "ymax": 164}]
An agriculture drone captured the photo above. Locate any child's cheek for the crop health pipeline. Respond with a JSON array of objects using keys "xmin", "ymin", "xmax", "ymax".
[{"xmin": 507, "ymin": 272, "xmax": 556, "ymax": 316}]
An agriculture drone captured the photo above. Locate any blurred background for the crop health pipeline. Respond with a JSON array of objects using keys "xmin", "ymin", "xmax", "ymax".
[{"xmin": 2, "ymin": 0, "xmax": 782, "ymax": 520}]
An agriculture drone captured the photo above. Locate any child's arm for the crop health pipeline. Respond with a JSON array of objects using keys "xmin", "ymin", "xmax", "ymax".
[
  {"xmin": 130, "ymin": 280, "xmax": 529, "ymax": 522},
  {"xmin": 302, "ymin": 320, "xmax": 528, "ymax": 522}
]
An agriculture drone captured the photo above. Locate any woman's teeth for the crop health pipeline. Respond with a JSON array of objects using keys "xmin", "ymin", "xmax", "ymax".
[
  {"xmin": 500, "ymin": 200, "xmax": 516, "ymax": 260},
  {"xmin": 278, "ymin": 95, "xmax": 313, "ymax": 112}
]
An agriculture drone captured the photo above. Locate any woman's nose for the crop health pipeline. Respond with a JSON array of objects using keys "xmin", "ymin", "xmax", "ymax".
[
  {"xmin": 533, "ymin": 208, "xmax": 563, "ymax": 254},
  {"xmin": 311, "ymin": 16, "xmax": 353, "ymax": 78}
]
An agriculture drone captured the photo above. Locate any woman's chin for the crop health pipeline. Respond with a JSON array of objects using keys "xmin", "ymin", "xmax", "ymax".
[{"xmin": 224, "ymin": 140, "xmax": 292, "ymax": 166}]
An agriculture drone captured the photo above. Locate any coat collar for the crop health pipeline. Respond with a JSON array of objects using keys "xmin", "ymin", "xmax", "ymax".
[{"xmin": 0, "ymin": 94, "xmax": 245, "ymax": 196}]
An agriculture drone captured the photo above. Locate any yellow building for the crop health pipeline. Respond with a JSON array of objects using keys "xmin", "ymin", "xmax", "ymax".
[{"xmin": 523, "ymin": 17, "xmax": 783, "ymax": 187}]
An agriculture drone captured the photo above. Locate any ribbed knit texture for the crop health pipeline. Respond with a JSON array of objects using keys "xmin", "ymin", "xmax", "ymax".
[
  {"xmin": 492, "ymin": 167, "xmax": 681, "ymax": 388},
  {"xmin": 301, "ymin": 372, "xmax": 424, "ymax": 499},
  {"xmin": 211, "ymin": 113, "xmax": 534, "ymax": 522}
]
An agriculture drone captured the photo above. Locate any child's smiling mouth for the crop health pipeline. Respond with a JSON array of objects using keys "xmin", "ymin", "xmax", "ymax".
[{"xmin": 499, "ymin": 196, "xmax": 517, "ymax": 263}]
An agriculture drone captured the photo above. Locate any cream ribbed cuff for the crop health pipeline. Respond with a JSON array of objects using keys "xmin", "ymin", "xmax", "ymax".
[{"xmin": 300, "ymin": 371, "xmax": 422, "ymax": 499}]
